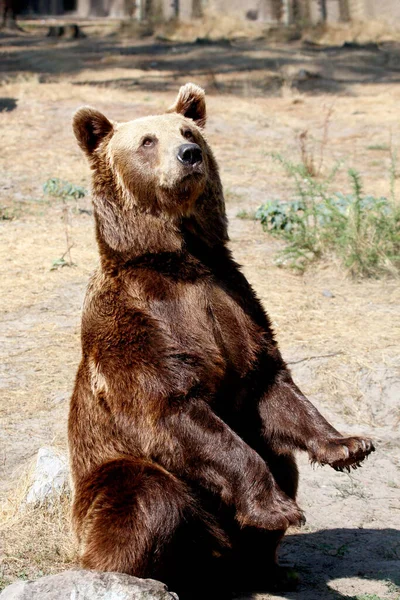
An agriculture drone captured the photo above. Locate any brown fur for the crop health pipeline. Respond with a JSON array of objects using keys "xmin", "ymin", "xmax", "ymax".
[{"xmin": 69, "ymin": 83, "xmax": 374, "ymax": 598}]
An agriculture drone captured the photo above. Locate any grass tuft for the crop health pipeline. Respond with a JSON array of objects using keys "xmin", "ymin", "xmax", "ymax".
[
  {"xmin": 43, "ymin": 178, "xmax": 87, "ymax": 201},
  {"xmin": 43, "ymin": 178, "xmax": 86, "ymax": 270},
  {"xmin": 255, "ymin": 154, "xmax": 400, "ymax": 277},
  {"xmin": 367, "ymin": 144, "xmax": 391, "ymax": 151},
  {"xmin": 0, "ymin": 461, "xmax": 76, "ymax": 591}
]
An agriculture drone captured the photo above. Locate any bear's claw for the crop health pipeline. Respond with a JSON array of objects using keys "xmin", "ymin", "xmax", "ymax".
[
  {"xmin": 309, "ymin": 436, "xmax": 375, "ymax": 471},
  {"xmin": 237, "ymin": 490, "xmax": 305, "ymax": 531}
]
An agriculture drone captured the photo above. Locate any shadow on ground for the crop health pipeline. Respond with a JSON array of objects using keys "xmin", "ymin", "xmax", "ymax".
[
  {"xmin": 237, "ymin": 528, "xmax": 400, "ymax": 599},
  {"xmin": 2, "ymin": 31, "xmax": 400, "ymax": 96},
  {"xmin": 0, "ymin": 97, "xmax": 17, "ymax": 111}
]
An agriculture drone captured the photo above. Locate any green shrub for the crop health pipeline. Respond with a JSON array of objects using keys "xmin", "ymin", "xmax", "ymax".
[
  {"xmin": 43, "ymin": 178, "xmax": 86, "ymax": 201},
  {"xmin": 42, "ymin": 178, "xmax": 85, "ymax": 270},
  {"xmin": 255, "ymin": 155, "xmax": 400, "ymax": 277}
]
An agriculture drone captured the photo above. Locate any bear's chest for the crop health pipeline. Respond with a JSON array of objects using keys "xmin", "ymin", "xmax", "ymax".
[{"xmin": 146, "ymin": 278, "xmax": 264, "ymax": 383}]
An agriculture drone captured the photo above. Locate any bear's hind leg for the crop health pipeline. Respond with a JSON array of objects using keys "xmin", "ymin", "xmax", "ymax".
[
  {"xmin": 73, "ymin": 458, "xmax": 230, "ymax": 599},
  {"xmin": 231, "ymin": 453, "xmax": 300, "ymax": 593}
]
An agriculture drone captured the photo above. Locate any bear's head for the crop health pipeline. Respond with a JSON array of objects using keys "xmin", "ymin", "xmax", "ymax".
[{"xmin": 73, "ymin": 83, "xmax": 228, "ymax": 263}]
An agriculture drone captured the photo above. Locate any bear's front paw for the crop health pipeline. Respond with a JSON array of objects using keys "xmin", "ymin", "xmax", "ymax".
[
  {"xmin": 237, "ymin": 489, "xmax": 305, "ymax": 531},
  {"xmin": 309, "ymin": 436, "xmax": 375, "ymax": 471}
]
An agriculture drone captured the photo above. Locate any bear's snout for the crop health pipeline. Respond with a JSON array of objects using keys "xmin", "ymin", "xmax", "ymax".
[{"xmin": 177, "ymin": 143, "xmax": 202, "ymax": 167}]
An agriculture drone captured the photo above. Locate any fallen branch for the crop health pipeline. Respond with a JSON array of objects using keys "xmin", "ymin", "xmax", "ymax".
[{"xmin": 287, "ymin": 351, "xmax": 344, "ymax": 365}]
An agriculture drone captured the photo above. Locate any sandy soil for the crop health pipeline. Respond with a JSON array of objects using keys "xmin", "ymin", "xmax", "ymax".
[{"xmin": 0, "ymin": 24, "xmax": 399, "ymax": 599}]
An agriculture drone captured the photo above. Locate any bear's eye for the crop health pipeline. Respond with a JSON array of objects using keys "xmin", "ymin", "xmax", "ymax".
[
  {"xmin": 183, "ymin": 129, "xmax": 194, "ymax": 141},
  {"xmin": 142, "ymin": 137, "xmax": 155, "ymax": 148}
]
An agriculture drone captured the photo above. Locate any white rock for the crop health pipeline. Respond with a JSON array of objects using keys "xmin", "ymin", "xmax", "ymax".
[
  {"xmin": 0, "ymin": 571, "xmax": 178, "ymax": 600},
  {"xmin": 25, "ymin": 447, "xmax": 69, "ymax": 506},
  {"xmin": 0, "ymin": 582, "xmax": 25, "ymax": 600}
]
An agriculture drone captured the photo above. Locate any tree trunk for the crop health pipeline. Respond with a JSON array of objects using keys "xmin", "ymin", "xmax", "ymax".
[
  {"xmin": 281, "ymin": 0, "xmax": 291, "ymax": 24},
  {"xmin": 319, "ymin": 0, "xmax": 327, "ymax": 22},
  {"xmin": 338, "ymin": 0, "xmax": 350, "ymax": 22},
  {"xmin": 190, "ymin": 0, "xmax": 200, "ymax": 17},
  {"xmin": 302, "ymin": 0, "xmax": 312, "ymax": 22}
]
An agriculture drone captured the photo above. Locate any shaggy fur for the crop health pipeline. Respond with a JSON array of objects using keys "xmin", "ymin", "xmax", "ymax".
[{"xmin": 69, "ymin": 83, "xmax": 374, "ymax": 598}]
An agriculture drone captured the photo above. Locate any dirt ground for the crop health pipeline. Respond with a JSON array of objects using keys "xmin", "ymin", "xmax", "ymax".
[{"xmin": 0, "ymin": 21, "xmax": 399, "ymax": 600}]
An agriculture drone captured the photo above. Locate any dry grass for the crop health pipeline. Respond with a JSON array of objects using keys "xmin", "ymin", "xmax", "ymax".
[
  {"xmin": 0, "ymin": 459, "xmax": 76, "ymax": 589},
  {"xmin": 297, "ymin": 106, "xmax": 333, "ymax": 177},
  {"xmin": 1, "ymin": 29, "xmax": 399, "ymax": 597},
  {"xmin": 155, "ymin": 10, "xmax": 273, "ymax": 42},
  {"xmin": 234, "ymin": 232, "xmax": 400, "ymax": 428},
  {"xmin": 303, "ymin": 19, "xmax": 400, "ymax": 45}
]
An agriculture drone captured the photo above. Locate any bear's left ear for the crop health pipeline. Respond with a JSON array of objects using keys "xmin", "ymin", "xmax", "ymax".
[{"xmin": 168, "ymin": 83, "xmax": 206, "ymax": 128}]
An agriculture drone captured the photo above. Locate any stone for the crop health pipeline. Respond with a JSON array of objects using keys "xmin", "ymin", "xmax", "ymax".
[
  {"xmin": 25, "ymin": 447, "xmax": 69, "ymax": 506},
  {"xmin": 0, "ymin": 570, "xmax": 178, "ymax": 600}
]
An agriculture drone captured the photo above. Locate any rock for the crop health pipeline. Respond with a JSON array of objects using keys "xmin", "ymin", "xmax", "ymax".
[
  {"xmin": 25, "ymin": 447, "xmax": 69, "ymax": 506},
  {"xmin": 322, "ymin": 289, "xmax": 335, "ymax": 298},
  {"xmin": 64, "ymin": 24, "xmax": 86, "ymax": 39},
  {"xmin": 46, "ymin": 24, "xmax": 85, "ymax": 39},
  {"xmin": 246, "ymin": 9, "xmax": 258, "ymax": 20},
  {"xmin": 0, "ymin": 570, "xmax": 178, "ymax": 600},
  {"xmin": 296, "ymin": 68, "xmax": 321, "ymax": 81},
  {"xmin": 48, "ymin": 391, "xmax": 68, "ymax": 405},
  {"xmin": 47, "ymin": 25, "xmax": 65, "ymax": 37}
]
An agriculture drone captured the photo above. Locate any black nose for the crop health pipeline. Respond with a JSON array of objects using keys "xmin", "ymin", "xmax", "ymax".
[{"xmin": 177, "ymin": 143, "xmax": 202, "ymax": 166}]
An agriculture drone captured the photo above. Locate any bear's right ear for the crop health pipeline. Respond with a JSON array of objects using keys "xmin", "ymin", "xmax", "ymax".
[{"xmin": 73, "ymin": 107, "xmax": 114, "ymax": 156}]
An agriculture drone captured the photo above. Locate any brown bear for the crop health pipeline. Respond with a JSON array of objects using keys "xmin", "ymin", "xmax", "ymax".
[{"xmin": 69, "ymin": 83, "xmax": 374, "ymax": 599}]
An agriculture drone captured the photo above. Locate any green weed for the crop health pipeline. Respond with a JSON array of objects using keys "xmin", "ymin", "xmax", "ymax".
[
  {"xmin": 320, "ymin": 542, "xmax": 350, "ymax": 557},
  {"xmin": 43, "ymin": 178, "xmax": 86, "ymax": 201},
  {"xmin": 387, "ymin": 481, "xmax": 399, "ymax": 489},
  {"xmin": 236, "ymin": 209, "xmax": 255, "ymax": 220},
  {"xmin": 367, "ymin": 144, "xmax": 390, "ymax": 151},
  {"xmin": 0, "ymin": 576, "xmax": 11, "ymax": 591},
  {"xmin": 0, "ymin": 206, "xmax": 18, "ymax": 221},
  {"xmin": 43, "ymin": 178, "xmax": 85, "ymax": 270},
  {"xmin": 255, "ymin": 154, "xmax": 400, "ymax": 277},
  {"xmin": 355, "ymin": 595, "xmax": 388, "ymax": 600}
]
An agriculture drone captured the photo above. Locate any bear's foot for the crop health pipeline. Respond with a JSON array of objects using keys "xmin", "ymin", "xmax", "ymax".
[
  {"xmin": 309, "ymin": 436, "xmax": 375, "ymax": 471},
  {"xmin": 238, "ymin": 487, "xmax": 305, "ymax": 531},
  {"xmin": 233, "ymin": 564, "xmax": 300, "ymax": 594},
  {"xmin": 268, "ymin": 565, "xmax": 301, "ymax": 591},
  {"xmin": 266, "ymin": 492, "xmax": 306, "ymax": 530}
]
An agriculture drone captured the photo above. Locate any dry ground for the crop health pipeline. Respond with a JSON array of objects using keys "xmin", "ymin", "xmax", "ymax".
[{"xmin": 0, "ymin": 22, "xmax": 399, "ymax": 600}]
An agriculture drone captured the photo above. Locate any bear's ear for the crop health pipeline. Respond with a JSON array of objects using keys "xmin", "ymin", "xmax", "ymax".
[
  {"xmin": 168, "ymin": 83, "xmax": 206, "ymax": 128},
  {"xmin": 73, "ymin": 107, "xmax": 114, "ymax": 156}
]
